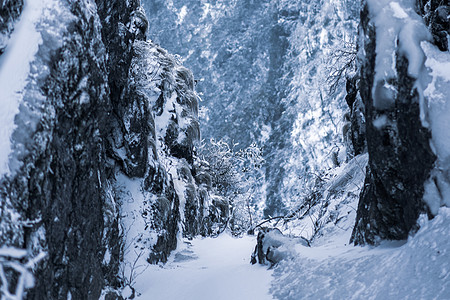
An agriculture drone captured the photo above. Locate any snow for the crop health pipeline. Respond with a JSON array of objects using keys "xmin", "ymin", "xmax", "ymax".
[
  {"xmin": 1, "ymin": 249, "xmax": 47, "ymax": 299},
  {"xmin": 128, "ymin": 148, "xmax": 449, "ymax": 300},
  {"xmin": 134, "ymin": 234, "xmax": 273, "ymax": 300},
  {"xmin": 421, "ymin": 41, "xmax": 450, "ymax": 214},
  {"xmin": 176, "ymin": 6, "xmax": 188, "ymax": 26},
  {"xmin": 271, "ymin": 208, "xmax": 450, "ymax": 300},
  {"xmin": 0, "ymin": 247, "xmax": 27, "ymax": 259},
  {"xmin": 422, "ymin": 41, "xmax": 450, "ymax": 136},
  {"xmin": 422, "ymin": 42, "xmax": 450, "ymax": 103},
  {"xmin": 389, "ymin": 2, "xmax": 408, "ymax": 19},
  {"xmin": 115, "ymin": 173, "xmax": 158, "ymax": 285},
  {"xmin": 280, "ymin": 154, "xmax": 368, "ymax": 241},
  {"xmin": 260, "ymin": 124, "xmax": 272, "ymax": 143},
  {"xmin": 367, "ymin": 0, "xmax": 431, "ymax": 110},
  {"xmin": 0, "ymin": 0, "xmax": 50, "ymax": 177},
  {"xmin": 0, "ymin": 1, "xmax": 447, "ymax": 299}
]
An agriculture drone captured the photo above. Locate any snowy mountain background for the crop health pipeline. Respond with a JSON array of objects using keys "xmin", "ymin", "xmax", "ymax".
[{"xmin": 0, "ymin": 0, "xmax": 449, "ymax": 299}]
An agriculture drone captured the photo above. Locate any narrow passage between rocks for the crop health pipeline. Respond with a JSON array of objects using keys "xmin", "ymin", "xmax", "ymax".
[{"xmin": 135, "ymin": 234, "xmax": 273, "ymax": 300}]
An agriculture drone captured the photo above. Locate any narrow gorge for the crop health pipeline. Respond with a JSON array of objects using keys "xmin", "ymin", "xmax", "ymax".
[{"xmin": 0, "ymin": 0, "xmax": 449, "ymax": 299}]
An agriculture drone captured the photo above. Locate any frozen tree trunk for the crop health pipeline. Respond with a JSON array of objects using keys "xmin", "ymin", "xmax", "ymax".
[{"xmin": 350, "ymin": 1, "xmax": 436, "ymax": 245}]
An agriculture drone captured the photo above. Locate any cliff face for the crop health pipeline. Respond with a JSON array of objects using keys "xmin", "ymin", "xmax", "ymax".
[
  {"xmin": 0, "ymin": 0, "xmax": 222, "ymax": 298},
  {"xmin": 351, "ymin": 0, "xmax": 449, "ymax": 245}
]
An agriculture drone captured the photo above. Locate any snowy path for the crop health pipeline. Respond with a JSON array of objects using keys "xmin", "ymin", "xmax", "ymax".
[{"xmin": 134, "ymin": 234, "xmax": 273, "ymax": 300}]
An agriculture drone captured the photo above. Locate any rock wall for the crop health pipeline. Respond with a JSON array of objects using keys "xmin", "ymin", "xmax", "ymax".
[
  {"xmin": 0, "ymin": 0, "xmax": 222, "ymax": 298},
  {"xmin": 350, "ymin": 0, "xmax": 440, "ymax": 245}
]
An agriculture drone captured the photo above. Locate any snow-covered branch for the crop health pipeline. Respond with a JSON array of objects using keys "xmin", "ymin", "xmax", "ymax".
[{"xmin": 0, "ymin": 248, "xmax": 46, "ymax": 300}]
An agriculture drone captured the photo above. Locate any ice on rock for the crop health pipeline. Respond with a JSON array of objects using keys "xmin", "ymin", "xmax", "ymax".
[
  {"xmin": 373, "ymin": 79, "xmax": 397, "ymax": 110},
  {"xmin": 368, "ymin": 0, "xmax": 431, "ymax": 110}
]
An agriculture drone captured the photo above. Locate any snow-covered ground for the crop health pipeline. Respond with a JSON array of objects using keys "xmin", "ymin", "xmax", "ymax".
[
  {"xmin": 271, "ymin": 208, "xmax": 450, "ymax": 299},
  {"xmin": 268, "ymin": 152, "xmax": 450, "ymax": 299},
  {"xmin": 134, "ymin": 234, "xmax": 273, "ymax": 300},
  {"xmin": 130, "ymin": 209, "xmax": 450, "ymax": 300},
  {"xmin": 129, "ymin": 151, "xmax": 450, "ymax": 300}
]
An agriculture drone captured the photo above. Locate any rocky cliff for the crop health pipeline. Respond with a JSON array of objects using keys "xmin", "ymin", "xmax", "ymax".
[
  {"xmin": 0, "ymin": 0, "xmax": 223, "ymax": 298},
  {"xmin": 351, "ymin": 0, "xmax": 448, "ymax": 245}
]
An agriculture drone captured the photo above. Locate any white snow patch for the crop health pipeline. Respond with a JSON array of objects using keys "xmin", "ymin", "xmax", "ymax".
[
  {"xmin": 200, "ymin": 3, "xmax": 211, "ymax": 21},
  {"xmin": 135, "ymin": 234, "xmax": 273, "ymax": 300},
  {"xmin": 260, "ymin": 124, "xmax": 272, "ymax": 143},
  {"xmin": 176, "ymin": 6, "xmax": 188, "ymax": 26},
  {"xmin": 170, "ymin": 162, "xmax": 187, "ymax": 223},
  {"xmin": 121, "ymin": 286, "xmax": 133, "ymax": 299},
  {"xmin": 155, "ymin": 92, "xmax": 177, "ymax": 147},
  {"xmin": 0, "ymin": 0, "xmax": 55, "ymax": 177},
  {"xmin": 103, "ymin": 248, "xmax": 111, "ymax": 265},
  {"xmin": 116, "ymin": 173, "xmax": 157, "ymax": 285},
  {"xmin": 389, "ymin": 2, "xmax": 408, "ymax": 19},
  {"xmin": 422, "ymin": 41, "xmax": 450, "ymax": 105},
  {"xmin": 373, "ymin": 114, "xmax": 388, "ymax": 129},
  {"xmin": 398, "ymin": 18, "xmax": 431, "ymax": 78},
  {"xmin": 319, "ymin": 28, "xmax": 328, "ymax": 47},
  {"xmin": 424, "ymin": 44, "xmax": 450, "ymax": 161}
]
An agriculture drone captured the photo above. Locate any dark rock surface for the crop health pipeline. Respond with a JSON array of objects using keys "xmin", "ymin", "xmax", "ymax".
[
  {"xmin": 416, "ymin": 0, "xmax": 449, "ymax": 51},
  {"xmin": 344, "ymin": 75, "xmax": 366, "ymax": 158},
  {"xmin": 19, "ymin": 0, "xmax": 137, "ymax": 298},
  {"xmin": 351, "ymin": 2, "xmax": 436, "ymax": 245}
]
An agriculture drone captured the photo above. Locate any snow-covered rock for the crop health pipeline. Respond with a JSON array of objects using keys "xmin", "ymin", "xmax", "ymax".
[
  {"xmin": 351, "ymin": 0, "xmax": 438, "ymax": 245},
  {"xmin": 251, "ymin": 228, "xmax": 307, "ymax": 266},
  {"xmin": 0, "ymin": 0, "xmax": 222, "ymax": 298}
]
